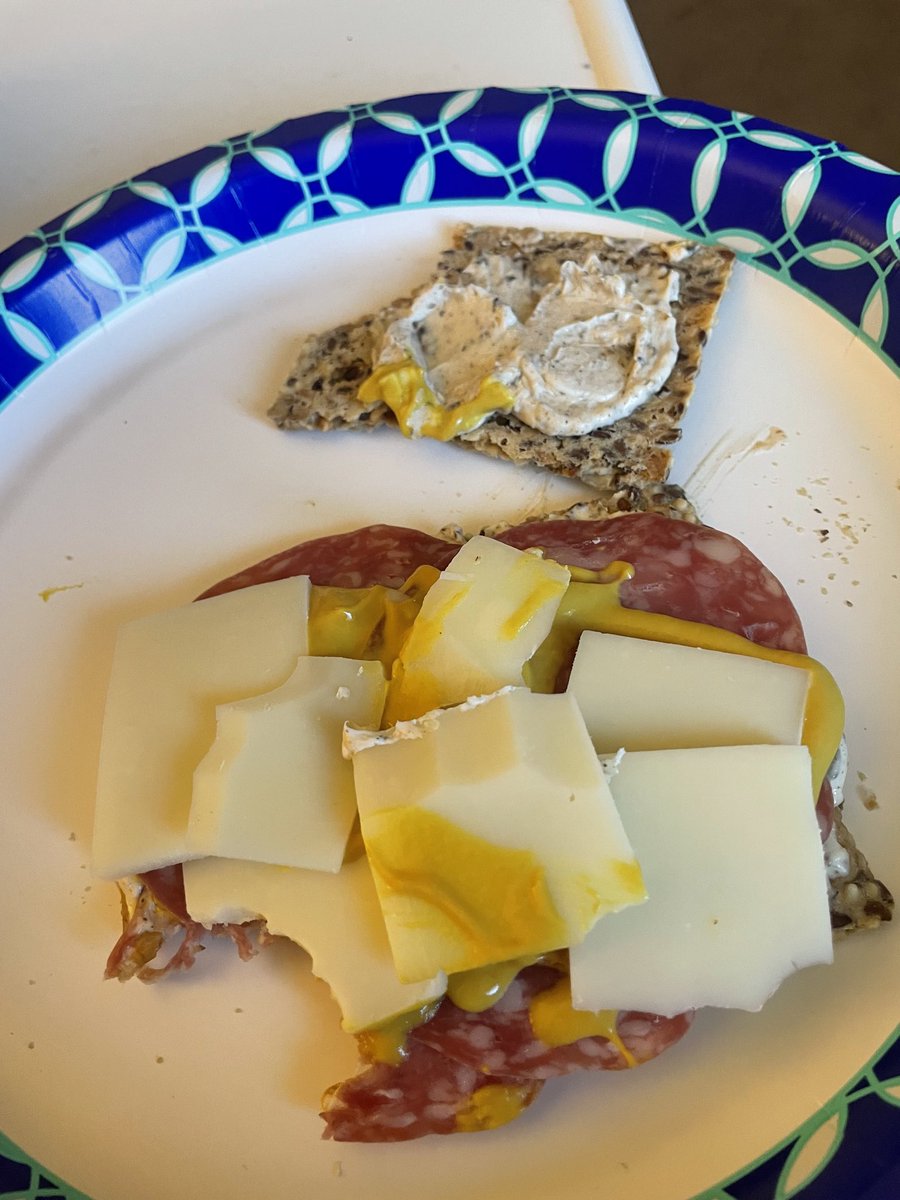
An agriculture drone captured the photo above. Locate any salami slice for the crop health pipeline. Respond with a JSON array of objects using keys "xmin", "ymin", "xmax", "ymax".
[
  {"xmin": 495, "ymin": 513, "xmax": 806, "ymax": 654},
  {"xmin": 321, "ymin": 1038, "xmax": 543, "ymax": 1142},
  {"xmin": 105, "ymin": 866, "xmax": 263, "ymax": 983},
  {"xmin": 198, "ymin": 514, "xmax": 806, "ymax": 654},
  {"xmin": 412, "ymin": 967, "xmax": 694, "ymax": 1080},
  {"xmin": 198, "ymin": 524, "xmax": 458, "ymax": 597},
  {"xmin": 139, "ymin": 864, "xmax": 191, "ymax": 922}
]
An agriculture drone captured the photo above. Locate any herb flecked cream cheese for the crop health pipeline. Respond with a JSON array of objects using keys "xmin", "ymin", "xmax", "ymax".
[{"xmin": 358, "ymin": 251, "xmax": 681, "ymax": 440}]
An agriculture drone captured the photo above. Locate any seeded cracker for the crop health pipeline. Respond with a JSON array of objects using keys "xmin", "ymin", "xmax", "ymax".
[
  {"xmin": 828, "ymin": 806, "xmax": 893, "ymax": 936},
  {"xmin": 269, "ymin": 224, "xmax": 735, "ymax": 501}
]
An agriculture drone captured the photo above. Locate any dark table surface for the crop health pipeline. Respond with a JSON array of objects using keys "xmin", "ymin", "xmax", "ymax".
[{"xmin": 628, "ymin": 0, "xmax": 899, "ymax": 170}]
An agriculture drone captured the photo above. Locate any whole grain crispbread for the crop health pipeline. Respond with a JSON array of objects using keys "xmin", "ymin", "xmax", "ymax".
[
  {"xmin": 829, "ymin": 805, "xmax": 894, "ymax": 936},
  {"xmin": 268, "ymin": 224, "xmax": 734, "ymax": 491},
  {"xmin": 270, "ymin": 301, "xmax": 402, "ymax": 432},
  {"xmin": 454, "ymin": 480, "xmax": 701, "ymax": 541}
]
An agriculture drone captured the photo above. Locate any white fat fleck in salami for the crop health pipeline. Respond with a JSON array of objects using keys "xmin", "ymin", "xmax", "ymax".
[
  {"xmin": 577, "ymin": 1039, "xmax": 607, "ymax": 1058},
  {"xmin": 694, "ymin": 531, "xmax": 743, "ymax": 565},
  {"xmin": 424, "ymin": 1102, "xmax": 458, "ymax": 1122},
  {"xmin": 466, "ymin": 1024, "xmax": 495, "ymax": 1050}
]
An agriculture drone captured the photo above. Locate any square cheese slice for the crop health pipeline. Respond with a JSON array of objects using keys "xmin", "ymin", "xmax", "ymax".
[
  {"xmin": 186, "ymin": 656, "xmax": 386, "ymax": 871},
  {"xmin": 349, "ymin": 688, "xmax": 645, "ymax": 983},
  {"xmin": 569, "ymin": 745, "xmax": 833, "ymax": 1017},
  {"xmin": 385, "ymin": 535, "xmax": 569, "ymax": 722},
  {"xmin": 92, "ymin": 576, "xmax": 310, "ymax": 879},
  {"xmin": 183, "ymin": 855, "xmax": 445, "ymax": 1033},
  {"xmin": 567, "ymin": 632, "xmax": 810, "ymax": 753}
]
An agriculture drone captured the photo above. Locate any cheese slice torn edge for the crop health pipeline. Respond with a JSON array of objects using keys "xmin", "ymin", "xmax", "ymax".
[
  {"xmin": 183, "ymin": 855, "xmax": 445, "ymax": 1033},
  {"xmin": 568, "ymin": 744, "xmax": 834, "ymax": 1018},
  {"xmin": 92, "ymin": 576, "xmax": 311, "ymax": 880},
  {"xmin": 186, "ymin": 656, "xmax": 386, "ymax": 871},
  {"xmin": 349, "ymin": 687, "xmax": 646, "ymax": 984}
]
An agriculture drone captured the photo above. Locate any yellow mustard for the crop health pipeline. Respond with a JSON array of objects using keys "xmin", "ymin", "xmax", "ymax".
[
  {"xmin": 456, "ymin": 1082, "xmax": 535, "ymax": 1133},
  {"xmin": 447, "ymin": 956, "xmax": 539, "ymax": 1013},
  {"xmin": 355, "ymin": 999, "xmax": 442, "ymax": 1065},
  {"xmin": 381, "ymin": 578, "xmax": 470, "ymax": 725},
  {"xmin": 528, "ymin": 976, "xmax": 636, "ymax": 1066},
  {"xmin": 499, "ymin": 573, "xmax": 568, "ymax": 642},
  {"xmin": 364, "ymin": 807, "xmax": 568, "ymax": 978},
  {"xmin": 359, "ymin": 360, "xmax": 515, "ymax": 441},
  {"xmin": 309, "ymin": 552, "xmax": 842, "ymax": 795},
  {"xmin": 524, "ymin": 564, "xmax": 843, "ymax": 795},
  {"xmin": 307, "ymin": 566, "xmax": 439, "ymax": 671},
  {"xmin": 312, "ymin": 554, "xmax": 844, "ymax": 796}
]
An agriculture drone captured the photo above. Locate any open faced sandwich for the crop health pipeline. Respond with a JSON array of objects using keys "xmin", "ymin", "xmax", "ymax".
[{"xmin": 92, "ymin": 226, "xmax": 893, "ymax": 1143}]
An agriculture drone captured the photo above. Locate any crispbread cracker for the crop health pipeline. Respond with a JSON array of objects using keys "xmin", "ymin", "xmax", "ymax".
[
  {"xmin": 269, "ymin": 224, "xmax": 734, "ymax": 492},
  {"xmin": 452, "ymin": 480, "xmax": 700, "ymax": 542},
  {"xmin": 829, "ymin": 805, "xmax": 894, "ymax": 935},
  {"xmin": 272, "ymin": 301, "xmax": 403, "ymax": 431}
]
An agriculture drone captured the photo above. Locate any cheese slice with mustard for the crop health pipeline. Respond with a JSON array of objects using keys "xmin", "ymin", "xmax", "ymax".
[
  {"xmin": 347, "ymin": 687, "xmax": 646, "ymax": 984},
  {"xmin": 385, "ymin": 535, "xmax": 569, "ymax": 724}
]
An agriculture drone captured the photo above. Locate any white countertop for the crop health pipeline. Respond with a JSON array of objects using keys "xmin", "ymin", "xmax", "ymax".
[{"xmin": 0, "ymin": 0, "xmax": 656, "ymax": 250}]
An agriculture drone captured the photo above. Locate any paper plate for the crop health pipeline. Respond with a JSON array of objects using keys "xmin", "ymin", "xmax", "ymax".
[{"xmin": 1, "ymin": 87, "xmax": 898, "ymax": 1200}]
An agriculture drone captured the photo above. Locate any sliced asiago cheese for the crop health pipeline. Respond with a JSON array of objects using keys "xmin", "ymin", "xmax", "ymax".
[
  {"xmin": 92, "ymin": 577, "xmax": 311, "ymax": 880},
  {"xmin": 385, "ymin": 535, "xmax": 569, "ymax": 723},
  {"xmin": 568, "ymin": 632, "xmax": 810, "ymax": 753},
  {"xmin": 569, "ymin": 745, "xmax": 833, "ymax": 1017},
  {"xmin": 186, "ymin": 657, "xmax": 386, "ymax": 871},
  {"xmin": 349, "ymin": 687, "xmax": 645, "ymax": 984},
  {"xmin": 182, "ymin": 855, "xmax": 445, "ymax": 1032}
]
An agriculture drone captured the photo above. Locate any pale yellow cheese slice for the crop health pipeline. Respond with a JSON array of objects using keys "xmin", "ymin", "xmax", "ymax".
[
  {"xmin": 186, "ymin": 656, "xmax": 386, "ymax": 871},
  {"xmin": 569, "ymin": 744, "xmax": 833, "ymax": 1017},
  {"xmin": 348, "ymin": 687, "xmax": 646, "ymax": 983},
  {"xmin": 567, "ymin": 631, "xmax": 810, "ymax": 753},
  {"xmin": 92, "ymin": 577, "xmax": 310, "ymax": 879},
  {"xmin": 183, "ymin": 855, "xmax": 445, "ymax": 1032}
]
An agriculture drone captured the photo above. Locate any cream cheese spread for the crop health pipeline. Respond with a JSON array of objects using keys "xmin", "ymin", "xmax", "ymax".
[
  {"xmin": 377, "ymin": 281, "xmax": 520, "ymax": 435},
  {"xmin": 368, "ymin": 252, "xmax": 681, "ymax": 439},
  {"xmin": 824, "ymin": 738, "xmax": 850, "ymax": 882},
  {"xmin": 499, "ymin": 258, "xmax": 680, "ymax": 435}
]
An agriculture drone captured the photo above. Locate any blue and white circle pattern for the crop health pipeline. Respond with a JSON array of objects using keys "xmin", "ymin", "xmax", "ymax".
[
  {"xmin": 0, "ymin": 86, "xmax": 898, "ymax": 404},
  {"xmin": 0, "ymin": 87, "xmax": 898, "ymax": 1200}
]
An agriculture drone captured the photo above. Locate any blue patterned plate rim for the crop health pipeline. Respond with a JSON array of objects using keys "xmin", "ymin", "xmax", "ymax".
[
  {"xmin": 0, "ymin": 86, "xmax": 897, "ymax": 1200},
  {"xmin": 0, "ymin": 86, "xmax": 898, "ymax": 408}
]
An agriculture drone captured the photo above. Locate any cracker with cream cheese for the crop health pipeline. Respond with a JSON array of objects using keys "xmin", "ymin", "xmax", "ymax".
[{"xmin": 269, "ymin": 225, "xmax": 734, "ymax": 497}]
